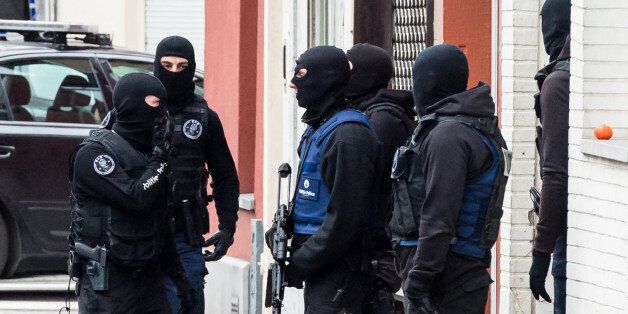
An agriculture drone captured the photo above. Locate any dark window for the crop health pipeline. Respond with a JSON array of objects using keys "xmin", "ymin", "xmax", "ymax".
[
  {"xmin": 353, "ymin": 0, "xmax": 434, "ymax": 90},
  {"xmin": 107, "ymin": 59, "xmax": 204, "ymax": 96},
  {"xmin": 0, "ymin": 58, "xmax": 107, "ymax": 124}
]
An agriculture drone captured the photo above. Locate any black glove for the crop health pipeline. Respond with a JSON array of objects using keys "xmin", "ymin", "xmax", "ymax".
[
  {"xmin": 151, "ymin": 113, "xmax": 172, "ymax": 151},
  {"xmin": 529, "ymin": 249, "xmax": 552, "ymax": 303},
  {"xmin": 406, "ymin": 295, "xmax": 439, "ymax": 314},
  {"xmin": 203, "ymin": 229, "xmax": 234, "ymax": 261},
  {"xmin": 284, "ymin": 262, "xmax": 304, "ymax": 289},
  {"xmin": 170, "ymin": 272, "xmax": 196, "ymax": 313},
  {"xmin": 151, "ymin": 145, "xmax": 169, "ymax": 161}
]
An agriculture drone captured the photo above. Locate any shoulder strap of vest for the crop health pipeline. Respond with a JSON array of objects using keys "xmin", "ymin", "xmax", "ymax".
[
  {"xmin": 436, "ymin": 115, "xmax": 497, "ymax": 136},
  {"xmin": 172, "ymin": 105, "xmax": 209, "ymax": 132},
  {"xmin": 409, "ymin": 113, "xmax": 500, "ymax": 151},
  {"xmin": 183, "ymin": 105, "xmax": 209, "ymax": 126},
  {"xmin": 84, "ymin": 129, "xmax": 147, "ymax": 166},
  {"xmin": 534, "ymin": 59, "xmax": 570, "ymax": 87},
  {"xmin": 312, "ymin": 109, "xmax": 371, "ymax": 146}
]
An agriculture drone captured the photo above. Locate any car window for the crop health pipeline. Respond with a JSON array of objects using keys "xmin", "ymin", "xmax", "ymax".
[
  {"xmin": 108, "ymin": 59, "xmax": 204, "ymax": 96},
  {"xmin": 0, "ymin": 58, "xmax": 107, "ymax": 124}
]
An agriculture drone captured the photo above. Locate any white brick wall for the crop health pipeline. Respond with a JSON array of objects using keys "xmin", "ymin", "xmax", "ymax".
[
  {"xmin": 499, "ymin": 1, "xmax": 543, "ymax": 312},
  {"xmin": 567, "ymin": 0, "xmax": 628, "ymax": 313}
]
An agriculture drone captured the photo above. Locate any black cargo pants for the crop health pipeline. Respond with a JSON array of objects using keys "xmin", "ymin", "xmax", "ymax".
[{"xmin": 77, "ymin": 263, "xmax": 170, "ymax": 314}]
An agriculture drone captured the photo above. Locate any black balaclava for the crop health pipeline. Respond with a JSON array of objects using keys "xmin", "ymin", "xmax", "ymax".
[
  {"xmin": 112, "ymin": 73, "xmax": 167, "ymax": 153},
  {"xmin": 154, "ymin": 36, "xmax": 196, "ymax": 111},
  {"xmin": 412, "ymin": 44, "xmax": 469, "ymax": 117},
  {"xmin": 541, "ymin": 0, "xmax": 571, "ymax": 62},
  {"xmin": 291, "ymin": 46, "xmax": 351, "ymax": 125},
  {"xmin": 345, "ymin": 43, "xmax": 393, "ymax": 105}
]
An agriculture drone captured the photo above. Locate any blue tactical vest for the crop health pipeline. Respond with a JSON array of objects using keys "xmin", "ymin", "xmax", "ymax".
[
  {"xmin": 451, "ymin": 129, "xmax": 501, "ymax": 258},
  {"xmin": 390, "ymin": 114, "xmax": 510, "ymax": 258},
  {"xmin": 293, "ymin": 109, "xmax": 372, "ymax": 235}
]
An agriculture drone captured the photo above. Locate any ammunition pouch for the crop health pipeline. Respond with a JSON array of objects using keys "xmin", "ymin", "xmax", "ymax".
[{"xmin": 389, "ymin": 145, "xmax": 425, "ymax": 240}]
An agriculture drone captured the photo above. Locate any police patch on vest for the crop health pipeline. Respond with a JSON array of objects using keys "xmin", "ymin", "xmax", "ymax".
[
  {"xmin": 183, "ymin": 119, "xmax": 202, "ymax": 140},
  {"xmin": 297, "ymin": 178, "xmax": 319, "ymax": 200},
  {"xmin": 93, "ymin": 155, "xmax": 115, "ymax": 175}
]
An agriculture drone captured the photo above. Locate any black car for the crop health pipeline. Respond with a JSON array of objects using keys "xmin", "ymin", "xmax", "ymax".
[{"xmin": 0, "ymin": 20, "xmax": 204, "ymax": 277}]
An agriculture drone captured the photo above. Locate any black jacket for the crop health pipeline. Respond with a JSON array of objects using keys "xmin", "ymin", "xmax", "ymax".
[
  {"xmin": 358, "ymin": 89, "xmax": 417, "ymax": 179},
  {"xmin": 534, "ymin": 41, "xmax": 570, "ymax": 253},
  {"xmin": 72, "ymin": 142, "xmax": 182, "ymax": 275},
  {"xmin": 356, "ymin": 89, "xmax": 416, "ymax": 253},
  {"xmin": 291, "ymin": 121, "xmax": 381, "ymax": 278},
  {"xmin": 405, "ymin": 83, "xmax": 496, "ymax": 296},
  {"xmin": 195, "ymin": 96, "xmax": 240, "ymax": 232}
]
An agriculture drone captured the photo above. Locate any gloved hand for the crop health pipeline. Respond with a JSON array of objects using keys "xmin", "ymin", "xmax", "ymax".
[
  {"xmin": 406, "ymin": 295, "xmax": 439, "ymax": 314},
  {"xmin": 151, "ymin": 145, "xmax": 169, "ymax": 161},
  {"xmin": 171, "ymin": 272, "xmax": 196, "ymax": 313},
  {"xmin": 151, "ymin": 113, "xmax": 172, "ymax": 151},
  {"xmin": 203, "ymin": 229, "xmax": 234, "ymax": 261},
  {"xmin": 284, "ymin": 262, "xmax": 304, "ymax": 289},
  {"xmin": 529, "ymin": 249, "xmax": 552, "ymax": 302}
]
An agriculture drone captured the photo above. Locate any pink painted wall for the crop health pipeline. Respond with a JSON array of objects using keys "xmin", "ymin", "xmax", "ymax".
[{"xmin": 204, "ymin": 0, "xmax": 264, "ymax": 260}]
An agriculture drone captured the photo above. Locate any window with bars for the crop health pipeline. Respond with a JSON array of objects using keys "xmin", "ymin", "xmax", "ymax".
[{"xmin": 391, "ymin": 0, "xmax": 433, "ymax": 90}]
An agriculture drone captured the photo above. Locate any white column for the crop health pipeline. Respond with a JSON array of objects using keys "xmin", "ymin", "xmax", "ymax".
[{"xmin": 499, "ymin": 0, "xmax": 544, "ymax": 312}]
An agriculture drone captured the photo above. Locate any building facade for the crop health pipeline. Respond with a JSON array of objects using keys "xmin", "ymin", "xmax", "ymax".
[{"xmin": 31, "ymin": 0, "xmax": 627, "ymax": 312}]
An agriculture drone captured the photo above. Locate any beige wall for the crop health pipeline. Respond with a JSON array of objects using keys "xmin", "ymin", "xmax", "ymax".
[
  {"xmin": 55, "ymin": 0, "xmax": 145, "ymax": 51},
  {"xmin": 567, "ymin": 1, "xmax": 628, "ymax": 313}
]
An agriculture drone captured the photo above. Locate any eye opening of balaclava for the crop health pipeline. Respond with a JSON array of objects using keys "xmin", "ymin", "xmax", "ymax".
[
  {"xmin": 112, "ymin": 73, "xmax": 168, "ymax": 153},
  {"xmin": 154, "ymin": 36, "xmax": 196, "ymax": 111},
  {"xmin": 290, "ymin": 45, "xmax": 351, "ymax": 125},
  {"xmin": 345, "ymin": 43, "xmax": 394, "ymax": 105},
  {"xmin": 412, "ymin": 44, "xmax": 469, "ymax": 117},
  {"xmin": 541, "ymin": 0, "xmax": 571, "ymax": 62}
]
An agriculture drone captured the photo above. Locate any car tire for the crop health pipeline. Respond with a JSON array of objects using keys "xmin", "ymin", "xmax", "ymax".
[{"xmin": 0, "ymin": 214, "xmax": 8, "ymax": 276}]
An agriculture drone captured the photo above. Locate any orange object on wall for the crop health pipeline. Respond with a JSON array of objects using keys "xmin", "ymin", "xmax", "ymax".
[
  {"xmin": 443, "ymin": 0, "xmax": 492, "ymax": 87},
  {"xmin": 204, "ymin": 0, "xmax": 264, "ymax": 260}
]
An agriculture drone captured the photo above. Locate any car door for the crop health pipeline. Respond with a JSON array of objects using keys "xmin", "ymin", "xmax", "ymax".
[{"xmin": 0, "ymin": 55, "xmax": 110, "ymax": 254}]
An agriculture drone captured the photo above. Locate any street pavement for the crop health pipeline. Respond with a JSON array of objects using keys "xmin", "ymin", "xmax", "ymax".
[{"xmin": 0, "ymin": 274, "xmax": 77, "ymax": 313}]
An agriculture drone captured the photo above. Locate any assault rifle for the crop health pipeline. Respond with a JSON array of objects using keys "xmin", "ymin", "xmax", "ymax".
[{"xmin": 265, "ymin": 163, "xmax": 292, "ymax": 314}]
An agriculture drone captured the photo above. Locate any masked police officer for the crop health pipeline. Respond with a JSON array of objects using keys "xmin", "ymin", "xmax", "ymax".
[
  {"xmin": 153, "ymin": 36, "xmax": 240, "ymax": 314},
  {"xmin": 529, "ymin": 1, "xmax": 571, "ymax": 312},
  {"xmin": 277, "ymin": 45, "xmax": 381, "ymax": 313},
  {"xmin": 69, "ymin": 73, "xmax": 194, "ymax": 313},
  {"xmin": 392, "ymin": 45, "xmax": 510, "ymax": 313},
  {"xmin": 345, "ymin": 43, "xmax": 416, "ymax": 311}
]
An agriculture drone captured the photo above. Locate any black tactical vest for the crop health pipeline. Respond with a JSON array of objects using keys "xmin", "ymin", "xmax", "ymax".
[
  {"xmin": 69, "ymin": 130, "xmax": 161, "ymax": 268},
  {"xmin": 534, "ymin": 59, "xmax": 570, "ymax": 164},
  {"xmin": 168, "ymin": 97, "xmax": 210, "ymax": 234}
]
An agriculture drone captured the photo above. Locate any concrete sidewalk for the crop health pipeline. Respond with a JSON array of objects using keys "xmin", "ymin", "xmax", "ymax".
[{"xmin": 0, "ymin": 274, "xmax": 77, "ymax": 313}]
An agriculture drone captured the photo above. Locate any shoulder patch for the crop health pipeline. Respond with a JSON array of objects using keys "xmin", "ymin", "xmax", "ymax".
[
  {"xmin": 183, "ymin": 119, "xmax": 203, "ymax": 140},
  {"xmin": 93, "ymin": 154, "xmax": 115, "ymax": 175}
]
